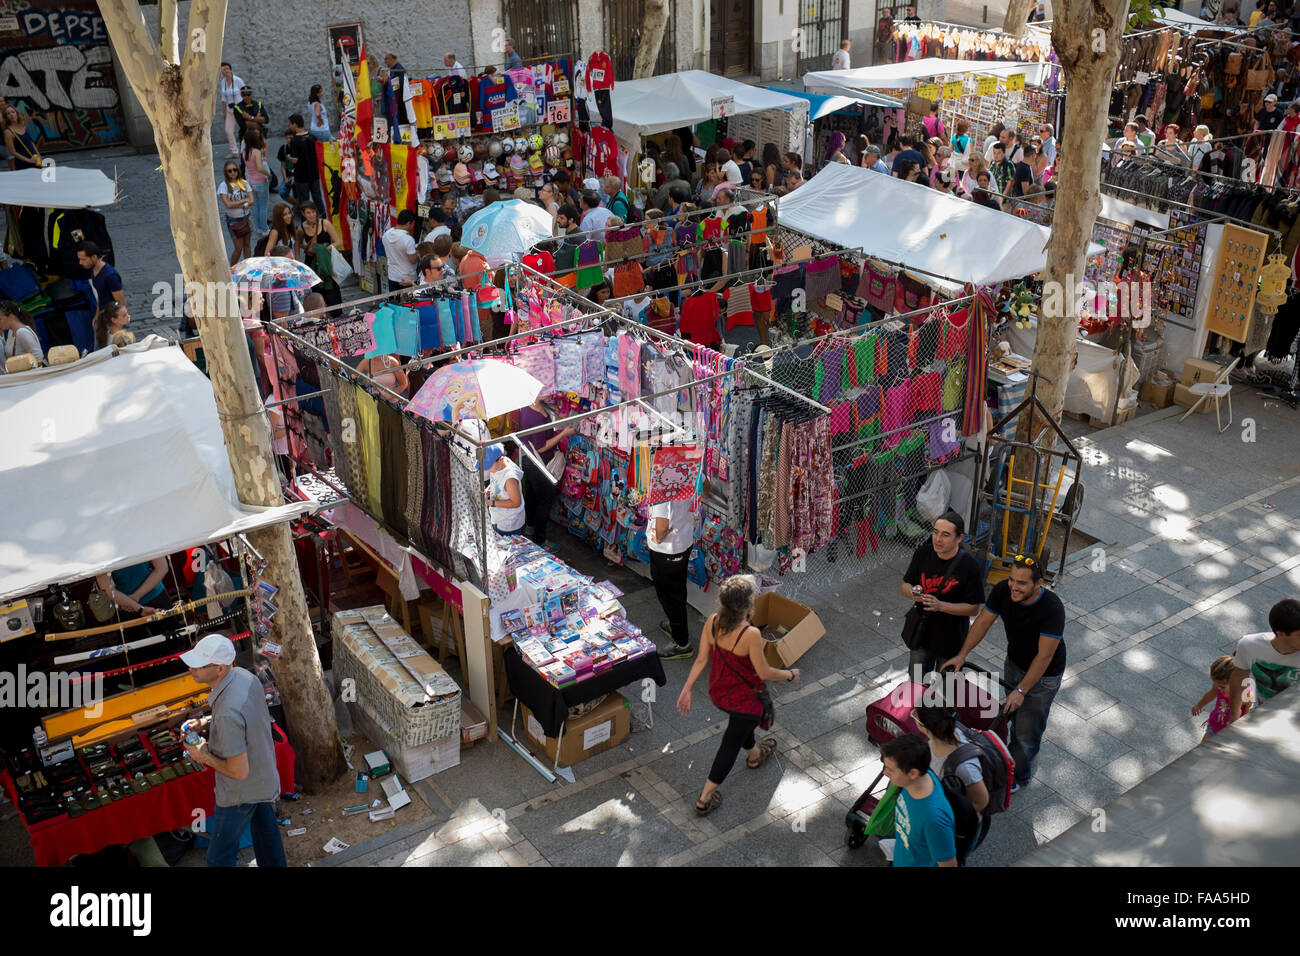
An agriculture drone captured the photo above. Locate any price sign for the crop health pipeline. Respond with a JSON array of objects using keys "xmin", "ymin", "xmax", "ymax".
[
  {"xmin": 552, "ymin": 74, "xmax": 570, "ymax": 95},
  {"xmin": 916, "ymin": 82, "xmax": 939, "ymax": 101},
  {"xmin": 976, "ymin": 75, "xmax": 998, "ymax": 95},
  {"xmin": 492, "ymin": 102, "xmax": 520, "ymax": 132},
  {"xmin": 371, "ymin": 117, "xmax": 389, "ymax": 144},
  {"xmin": 942, "ymin": 80, "xmax": 964, "ymax": 99},
  {"xmin": 1005, "ymin": 73, "xmax": 1025, "ymax": 92},
  {"xmin": 711, "ymin": 95, "xmax": 735, "ymax": 119},
  {"xmin": 432, "ymin": 117, "xmax": 458, "ymax": 140},
  {"xmin": 547, "ymin": 99, "xmax": 571, "ymax": 125}
]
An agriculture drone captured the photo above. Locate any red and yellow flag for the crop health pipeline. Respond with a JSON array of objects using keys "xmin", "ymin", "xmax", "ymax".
[
  {"xmin": 316, "ymin": 140, "xmax": 351, "ymax": 250},
  {"xmin": 355, "ymin": 44, "xmax": 373, "ymax": 152},
  {"xmin": 384, "ymin": 143, "xmax": 419, "ymax": 212}
]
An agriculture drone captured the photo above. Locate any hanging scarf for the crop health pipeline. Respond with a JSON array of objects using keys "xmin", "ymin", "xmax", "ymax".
[{"xmin": 962, "ymin": 284, "xmax": 993, "ymax": 438}]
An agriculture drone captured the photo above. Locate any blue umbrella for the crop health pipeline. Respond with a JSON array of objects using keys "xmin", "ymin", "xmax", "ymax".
[{"xmin": 461, "ymin": 199, "xmax": 555, "ymax": 268}]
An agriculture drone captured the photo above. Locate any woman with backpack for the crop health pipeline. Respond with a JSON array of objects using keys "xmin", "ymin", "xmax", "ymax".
[
  {"xmin": 913, "ymin": 704, "xmax": 989, "ymax": 813},
  {"xmin": 676, "ymin": 575, "xmax": 801, "ymax": 816}
]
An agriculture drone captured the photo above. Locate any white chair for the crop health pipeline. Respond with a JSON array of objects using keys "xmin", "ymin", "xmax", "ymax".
[{"xmin": 1187, "ymin": 381, "xmax": 1233, "ymax": 433}]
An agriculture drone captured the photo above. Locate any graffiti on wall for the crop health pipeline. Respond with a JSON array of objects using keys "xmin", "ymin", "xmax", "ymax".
[{"xmin": 0, "ymin": 3, "xmax": 126, "ymax": 153}]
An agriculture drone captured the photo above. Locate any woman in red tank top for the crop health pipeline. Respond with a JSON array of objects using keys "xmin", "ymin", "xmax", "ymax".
[{"xmin": 676, "ymin": 575, "xmax": 802, "ymax": 816}]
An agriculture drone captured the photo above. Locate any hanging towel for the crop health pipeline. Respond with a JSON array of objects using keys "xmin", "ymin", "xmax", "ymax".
[
  {"xmin": 390, "ymin": 304, "xmax": 420, "ymax": 356},
  {"xmin": 367, "ymin": 306, "xmax": 399, "ymax": 356}
]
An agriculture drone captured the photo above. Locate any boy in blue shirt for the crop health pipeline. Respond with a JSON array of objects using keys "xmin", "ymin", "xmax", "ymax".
[{"xmin": 881, "ymin": 734, "xmax": 957, "ymax": 867}]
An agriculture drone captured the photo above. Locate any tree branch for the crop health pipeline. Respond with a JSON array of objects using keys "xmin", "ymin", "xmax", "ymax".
[
  {"xmin": 98, "ymin": 0, "xmax": 162, "ymax": 119},
  {"xmin": 158, "ymin": 0, "xmax": 179, "ymax": 64},
  {"xmin": 180, "ymin": 0, "xmax": 228, "ymax": 124}
]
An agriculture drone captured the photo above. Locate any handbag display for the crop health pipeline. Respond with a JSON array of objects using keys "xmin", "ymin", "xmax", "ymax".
[
  {"xmin": 86, "ymin": 584, "xmax": 114, "ymax": 624},
  {"xmin": 228, "ymin": 215, "xmax": 252, "ymax": 238}
]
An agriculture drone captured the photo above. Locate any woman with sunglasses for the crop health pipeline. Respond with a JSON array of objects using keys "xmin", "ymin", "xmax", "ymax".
[
  {"xmin": 217, "ymin": 162, "xmax": 254, "ymax": 264},
  {"xmin": 2, "ymin": 104, "xmax": 39, "ymax": 170}
]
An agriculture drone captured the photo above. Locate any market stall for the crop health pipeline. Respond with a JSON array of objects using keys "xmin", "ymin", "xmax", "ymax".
[
  {"xmin": 767, "ymin": 85, "xmax": 905, "ymax": 170},
  {"xmin": 0, "ymin": 338, "xmax": 310, "ymax": 863},
  {"xmin": 0, "ymin": 166, "xmax": 118, "ymax": 357}
]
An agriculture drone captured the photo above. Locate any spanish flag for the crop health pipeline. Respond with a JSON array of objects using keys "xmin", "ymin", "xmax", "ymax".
[
  {"xmin": 355, "ymin": 44, "xmax": 373, "ymax": 151},
  {"xmin": 385, "ymin": 143, "xmax": 419, "ymax": 212},
  {"xmin": 316, "ymin": 140, "xmax": 352, "ymax": 249}
]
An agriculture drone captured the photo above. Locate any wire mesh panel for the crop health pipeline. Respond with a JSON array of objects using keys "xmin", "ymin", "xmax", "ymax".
[{"xmin": 739, "ymin": 293, "xmax": 977, "ymax": 602}]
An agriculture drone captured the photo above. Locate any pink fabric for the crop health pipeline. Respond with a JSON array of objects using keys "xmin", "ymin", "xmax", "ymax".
[
  {"xmin": 883, "ymin": 380, "xmax": 913, "ymax": 447},
  {"xmin": 618, "ymin": 333, "xmax": 640, "ymax": 399}
]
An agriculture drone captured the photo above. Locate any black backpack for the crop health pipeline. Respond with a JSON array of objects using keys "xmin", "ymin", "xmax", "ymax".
[
  {"xmin": 937, "ymin": 773, "xmax": 982, "ymax": 866},
  {"xmin": 942, "ymin": 722, "xmax": 1015, "ymax": 817}
]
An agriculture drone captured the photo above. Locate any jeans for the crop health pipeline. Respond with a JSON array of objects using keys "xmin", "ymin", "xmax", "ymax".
[
  {"xmin": 310, "ymin": 128, "xmax": 334, "ymax": 142},
  {"xmin": 522, "ymin": 458, "xmax": 557, "ymax": 545},
  {"xmin": 650, "ymin": 546, "xmax": 691, "ymax": 646},
  {"xmin": 294, "ymin": 178, "xmax": 326, "ymax": 214},
  {"xmin": 708, "ymin": 710, "xmax": 761, "ymax": 785},
  {"xmin": 249, "ymin": 180, "xmax": 269, "ymax": 234},
  {"xmin": 1002, "ymin": 657, "xmax": 1062, "ymax": 785},
  {"xmin": 206, "ymin": 801, "xmax": 286, "ymax": 867}
]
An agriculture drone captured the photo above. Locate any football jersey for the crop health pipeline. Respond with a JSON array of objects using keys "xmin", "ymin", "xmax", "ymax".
[
  {"xmin": 587, "ymin": 126, "xmax": 619, "ymax": 178},
  {"xmin": 410, "ymin": 78, "xmax": 434, "ymax": 128},
  {"xmin": 436, "ymin": 75, "xmax": 471, "ymax": 117},
  {"xmin": 478, "ymin": 74, "xmax": 517, "ymax": 115},
  {"xmin": 587, "ymin": 51, "xmax": 614, "ymax": 91}
]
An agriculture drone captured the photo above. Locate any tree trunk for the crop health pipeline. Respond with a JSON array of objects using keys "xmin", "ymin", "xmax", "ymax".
[
  {"xmin": 1024, "ymin": 0, "xmax": 1129, "ymax": 432},
  {"xmin": 633, "ymin": 0, "xmax": 672, "ymax": 79},
  {"xmin": 1003, "ymin": 0, "xmax": 1037, "ymax": 37},
  {"xmin": 98, "ymin": 0, "xmax": 346, "ymax": 791}
]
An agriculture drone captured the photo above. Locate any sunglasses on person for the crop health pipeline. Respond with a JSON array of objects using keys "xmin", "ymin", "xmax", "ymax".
[
  {"xmin": 1012, "ymin": 553, "xmax": 1038, "ymax": 567},
  {"xmin": 224, "ymin": 167, "xmax": 238, "ymax": 176}
]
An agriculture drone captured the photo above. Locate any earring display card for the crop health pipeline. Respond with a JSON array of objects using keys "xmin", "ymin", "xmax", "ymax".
[{"xmin": 1205, "ymin": 224, "xmax": 1268, "ymax": 343}]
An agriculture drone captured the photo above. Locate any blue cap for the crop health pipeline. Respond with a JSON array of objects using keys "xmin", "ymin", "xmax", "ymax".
[{"xmin": 482, "ymin": 444, "xmax": 505, "ymax": 469}]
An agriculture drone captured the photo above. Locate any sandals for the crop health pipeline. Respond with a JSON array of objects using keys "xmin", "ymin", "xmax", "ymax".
[
  {"xmin": 695, "ymin": 791, "xmax": 722, "ymax": 816},
  {"xmin": 747, "ymin": 738, "xmax": 778, "ymax": 769}
]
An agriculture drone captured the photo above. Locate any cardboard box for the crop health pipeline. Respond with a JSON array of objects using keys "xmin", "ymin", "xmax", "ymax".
[
  {"xmin": 1139, "ymin": 379, "xmax": 1175, "ymax": 409},
  {"xmin": 521, "ymin": 692, "xmax": 630, "ymax": 767},
  {"xmin": 352, "ymin": 705, "xmax": 460, "ymax": 781},
  {"xmin": 1173, "ymin": 384, "xmax": 1212, "ymax": 413},
  {"xmin": 750, "ymin": 593, "xmax": 827, "ymax": 667},
  {"xmin": 1113, "ymin": 404, "xmax": 1136, "ymax": 425},
  {"xmin": 1181, "ymin": 358, "xmax": 1222, "ymax": 387}
]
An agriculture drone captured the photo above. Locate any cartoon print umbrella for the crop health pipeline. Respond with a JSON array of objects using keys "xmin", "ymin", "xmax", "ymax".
[
  {"xmin": 406, "ymin": 359, "xmax": 542, "ymax": 423},
  {"xmin": 230, "ymin": 256, "xmax": 321, "ymax": 292}
]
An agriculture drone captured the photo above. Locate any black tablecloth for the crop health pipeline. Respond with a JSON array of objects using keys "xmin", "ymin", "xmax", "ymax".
[{"xmin": 504, "ymin": 644, "xmax": 667, "ymax": 739}]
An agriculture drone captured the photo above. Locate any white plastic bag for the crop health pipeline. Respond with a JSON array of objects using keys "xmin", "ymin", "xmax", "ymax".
[
  {"xmin": 203, "ymin": 560, "xmax": 234, "ymax": 618},
  {"xmin": 916, "ymin": 470, "xmax": 951, "ymax": 526}
]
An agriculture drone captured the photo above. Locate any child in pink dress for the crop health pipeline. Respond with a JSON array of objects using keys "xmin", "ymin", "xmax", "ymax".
[{"xmin": 1192, "ymin": 655, "xmax": 1254, "ymax": 742}]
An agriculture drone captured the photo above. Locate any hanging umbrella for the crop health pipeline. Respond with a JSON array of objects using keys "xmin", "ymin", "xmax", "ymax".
[
  {"xmin": 406, "ymin": 359, "xmax": 542, "ymax": 423},
  {"xmin": 230, "ymin": 256, "xmax": 321, "ymax": 292},
  {"xmin": 461, "ymin": 199, "xmax": 555, "ymax": 268}
]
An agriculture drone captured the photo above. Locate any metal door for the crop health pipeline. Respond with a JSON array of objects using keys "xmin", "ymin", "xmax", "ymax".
[
  {"xmin": 797, "ymin": 0, "xmax": 846, "ymax": 75},
  {"xmin": 608, "ymin": 0, "xmax": 679, "ymax": 80},
  {"xmin": 507, "ymin": 0, "xmax": 580, "ymax": 63}
]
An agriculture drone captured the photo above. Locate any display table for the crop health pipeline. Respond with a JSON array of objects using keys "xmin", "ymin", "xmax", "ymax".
[
  {"xmin": 1003, "ymin": 323, "xmax": 1139, "ymax": 422},
  {"xmin": 1, "ymin": 724, "xmax": 296, "ymax": 867},
  {"xmin": 504, "ymin": 644, "xmax": 666, "ymax": 740}
]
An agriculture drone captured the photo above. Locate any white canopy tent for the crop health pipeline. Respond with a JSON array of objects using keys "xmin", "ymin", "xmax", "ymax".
[
  {"xmin": 1156, "ymin": 8, "xmax": 1245, "ymax": 29},
  {"xmin": 0, "ymin": 337, "xmax": 310, "ymax": 602},
  {"xmin": 803, "ymin": 58, "xmax": 1052, "ymax": 95},
  {"xmin": 609, "ymin": 70, "xmax": 808, "ymax": 144},
  {"xmin": 777, "ymin": 163, "xmax": 1100, "ymax": 289},
  {"xmin": 0, "ymin": 167, "xmax": 117, "ymax": 208}
]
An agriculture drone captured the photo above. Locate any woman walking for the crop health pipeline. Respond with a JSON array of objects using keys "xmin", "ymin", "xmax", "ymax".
[
  {"xmin": 242, "ymin": 127, "xmax": 271, "ymax": 237},
  {"xmin": 677, "ymin": 575, "xmax": 801, "ymax": 816},
  {"xmin": 3, "ymin": 105, "xmax": 40, "ymax": 170},
  {"xmin": 308, "ymin": 84, "xmax": 333, "ymax": 142},
  {"xmin": 217, "ymin": 161, "xmax": 254, "ymax": 265}
]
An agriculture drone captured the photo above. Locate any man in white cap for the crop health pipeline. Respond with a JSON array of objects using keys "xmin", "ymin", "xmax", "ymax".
[
  {"xmin": 1256, "ymin": 93, "xmax": 1284, "ymax": 133},
  {"xmin": 181, "ymin": 634, "xmax": 285, "ymax": 867}
]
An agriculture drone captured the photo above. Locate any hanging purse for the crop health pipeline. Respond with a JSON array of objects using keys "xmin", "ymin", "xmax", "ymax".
[{"xmin": 87, "ymin": 583, "xmax": 115, "ymax": 623}]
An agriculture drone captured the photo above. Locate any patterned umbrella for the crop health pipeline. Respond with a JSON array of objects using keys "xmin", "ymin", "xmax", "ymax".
[
  {"xmin": 230, "ymin": 256, "xmax": 321, "ymax": 292},
  {"xmin": 406, "ymin": 359, "xmax": 542, "ymax": 423},
  {"xmin": 461, "ymin": 199, "xmax": 555, "ymax": 268}
]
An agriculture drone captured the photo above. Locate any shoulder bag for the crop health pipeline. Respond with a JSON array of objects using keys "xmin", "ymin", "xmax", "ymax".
[
  {"xmin": 713, "ymin": 618, "xmax": 775, "ymax": 730},
  {"xmin": 900, "ymin": 551, "xmax": 964, "ymax": 651}
]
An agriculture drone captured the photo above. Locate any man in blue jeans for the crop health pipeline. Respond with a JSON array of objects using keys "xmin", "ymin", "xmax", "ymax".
[
  {"xmin": 181, "ymin": 634, "xmax": 285, "ymax": 867},
  {"xmin": 943, "ymin": 553, "xmax": 1066, "ymax": 792}
]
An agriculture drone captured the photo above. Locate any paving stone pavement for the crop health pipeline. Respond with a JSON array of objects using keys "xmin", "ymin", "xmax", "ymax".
[
  {"xmin": 37, "ymin": 148, "xmax": 1300, "ymax": 867},
  {"xmin": 316, "ymin": 390, "xmax": 1300, "ymax": 868}
]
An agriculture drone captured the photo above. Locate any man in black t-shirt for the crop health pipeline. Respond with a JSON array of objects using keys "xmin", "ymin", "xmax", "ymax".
[
  {"xmin": 286, "ymin": 114, "xmax": 325, "ymax": 217},
  {"xmin": 1008, "ymin": 144, "xmax": 1036, "ymax": 199},
  {"xmin": 1255, "ymin": 93, "xmax": 1283, "ymax": 132},
  {"xmin": 944, "ymin": 553, "xmax": 1066, "ymax": 792},
  {"xmin": 901, "ymin": 510, "xmax": 985, "ymax": 679}
]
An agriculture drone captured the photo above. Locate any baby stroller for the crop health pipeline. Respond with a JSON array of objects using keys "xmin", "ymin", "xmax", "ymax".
[{"xmin": 844, "ymin": 663, "xmax": 1013, "ymax": 851}]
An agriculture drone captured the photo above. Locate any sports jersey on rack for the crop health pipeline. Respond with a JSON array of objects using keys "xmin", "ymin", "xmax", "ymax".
[
  {"xmin": 586, "ymin": 51, "xmax": 615, "ymax": 91},
  {"xmin": 586, "ymin": 125, "xmax": 619, "ymax": 178},
  {"xmin": 435, "ymin": 74, "xmax": 471, "ymax": 117},
  {"xmin": 478, "ymin": 73, "xmax": 517, "ymax": 116},
  {"xmin": 409, "ymin": 78, "xmax": 435, "ymax": 128},
  {"xmin": 506, "ymin": 68, "xmax": 537, "ymax": 125}
]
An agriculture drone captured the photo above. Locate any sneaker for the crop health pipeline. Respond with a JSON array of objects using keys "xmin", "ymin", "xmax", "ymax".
[
  {"xmin": 658, "ymin": 620, "xmax": 673, "ymax": 638},
  {"xmin": 1011, "ymin": 780, "xmax": 1026, "ymax": 794},
  {"xmin": 658, "ymin": 642, "xmax": 694, "ymax": 661}
]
